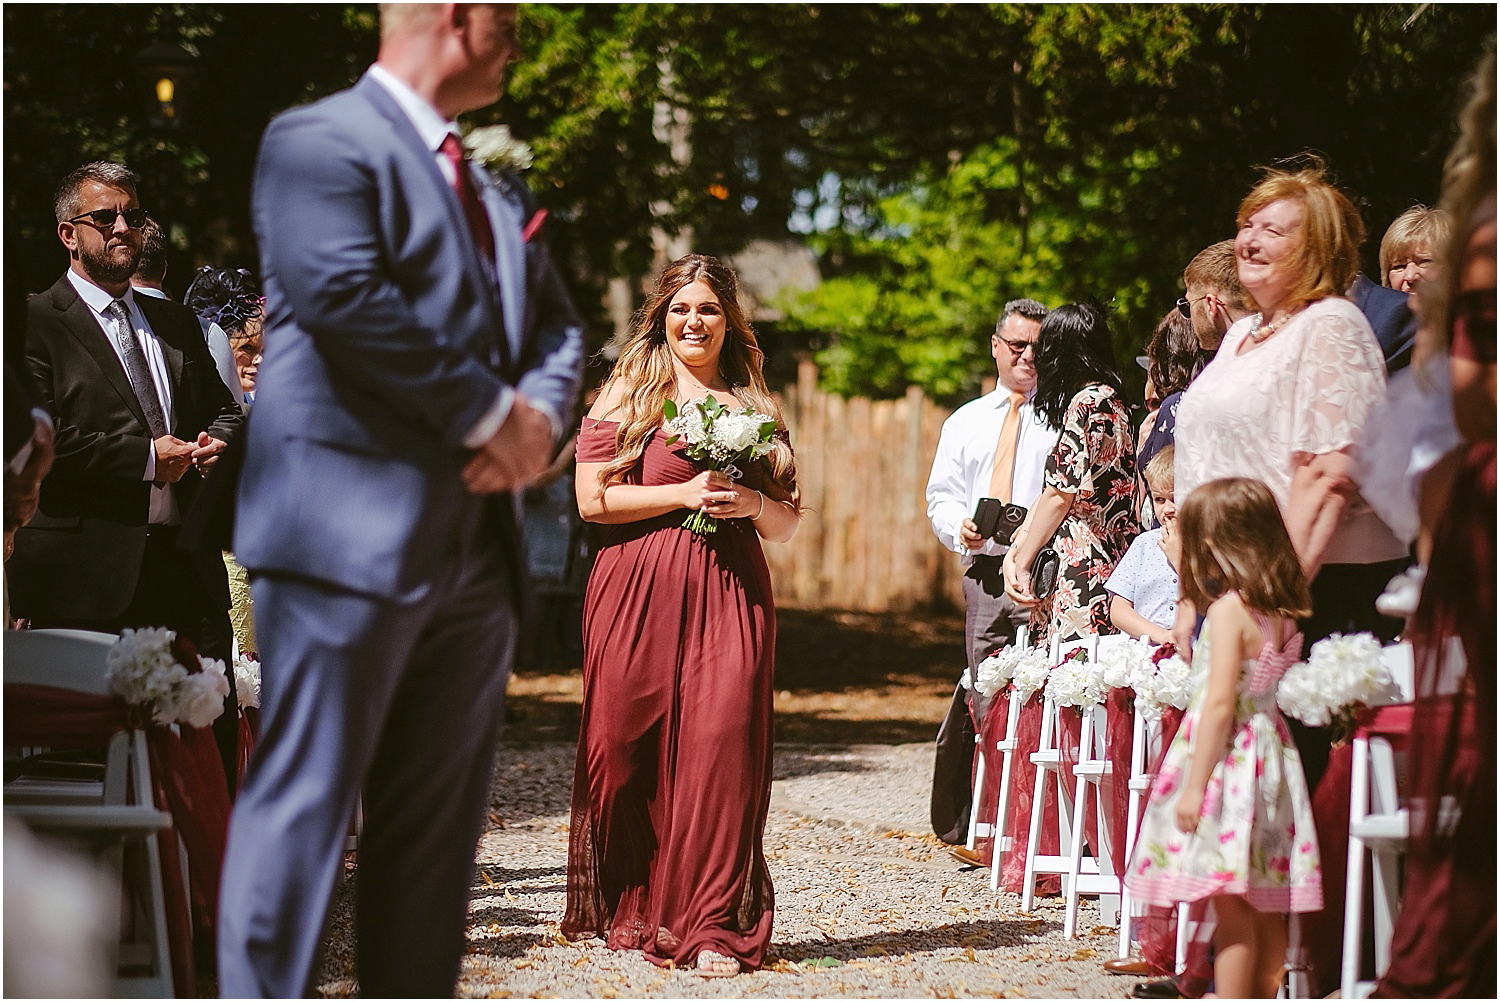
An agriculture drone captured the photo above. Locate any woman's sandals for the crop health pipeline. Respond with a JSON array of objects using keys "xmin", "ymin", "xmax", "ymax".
[{"xmin": 695, "ymin": 950, "xmax": 740, "ymax": 978}]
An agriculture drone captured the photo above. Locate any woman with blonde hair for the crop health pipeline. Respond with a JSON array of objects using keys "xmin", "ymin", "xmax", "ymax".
[
  {"xmin": 1379, "ymin": 204, "xmax": 1451, "ymax": 295},
  {"xmin": 562, "ymin": 254, "xmax": 798, "ymax": 977}
]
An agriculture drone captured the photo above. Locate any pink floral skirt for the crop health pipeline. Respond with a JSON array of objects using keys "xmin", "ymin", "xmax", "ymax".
[{"xmin": 1124, "ymin": 684, "xmax": 1323, "ymax": 913}]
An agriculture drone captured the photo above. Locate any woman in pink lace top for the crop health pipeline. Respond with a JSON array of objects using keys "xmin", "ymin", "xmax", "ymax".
[{"xmin": 1173, "ymin": 163, "xmax": 1407, "ymax": 776}]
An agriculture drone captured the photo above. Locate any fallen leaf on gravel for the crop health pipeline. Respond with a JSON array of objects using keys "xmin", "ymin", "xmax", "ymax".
[
  {"xmin": 485, "ymin": 992, "xmax": 513, "ymax": 998},
  {"xmin": 1072, "ymin": 947, "xmax": 1096, "ymax": 960},
  {"xmin": 940, "ymin": 885, "xmax": 951, "ymax": 899},
  {"xmin": 488, "ymin": 813, "xmax": 505, "ymax": 829},
  {"xmin": 513, "ymin": 961, "xmax": 533, "ymax": 969},
  {"xmin": 1090, "ymin": 925, "xmax": 1115, "ymax": 936},
  {"xmin": 480, "ymin": 870, "xmax": 496, "ymax": 887}
]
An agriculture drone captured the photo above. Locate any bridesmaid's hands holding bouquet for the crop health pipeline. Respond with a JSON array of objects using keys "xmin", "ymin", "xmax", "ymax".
[{"xmin": 682, "ymin": 470, "xmax": 762, "ymax": 521}]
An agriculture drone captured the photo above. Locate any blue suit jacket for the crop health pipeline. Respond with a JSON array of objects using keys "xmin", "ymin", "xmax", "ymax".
[
  {"xmin": 235, "ymin": 75, "xmax": 582, "ymax": 601},
  {"xmin": 1347, "ymin": 272, "xmax": 1417, "ymax": 375}
]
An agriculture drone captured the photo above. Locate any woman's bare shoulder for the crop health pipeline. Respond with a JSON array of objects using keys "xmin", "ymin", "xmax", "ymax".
[{"xmin": 586, "ymin": 380, "xmax": 631, "ymax": 421}]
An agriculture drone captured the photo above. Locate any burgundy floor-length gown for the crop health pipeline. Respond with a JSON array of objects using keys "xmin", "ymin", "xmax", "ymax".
[{"xmin": 562, "ymin": 417, "xmax": 777, "ymax": 971}]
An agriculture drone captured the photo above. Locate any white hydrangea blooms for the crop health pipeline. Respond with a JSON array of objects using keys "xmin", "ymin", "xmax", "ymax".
[
  {"xmin": 233, "ymin": 654, "xmax": 261, "ymax": 710},
  {"xmin": 972, "ymin": 646, "xmax": 1026, "ymax": 698},
  {"xmin": 105, "ymin": 628, "xmax": 228, "ymax": 728},
  {"xmin": 1097, "ymin": 634, "xmax": 1156, "ymax": 691},
  {"xmin": 1277, "ymin": 632, "xmax": 1399, "ymax": 727},
  {"xmin": 174, "ymin": 663, "xmax": 231, "ymax": 729},
  {"xmin": 1011, "ymin": 647, "xmax": 1053, "ymax": 703},
  {"xmin": 1044, "ymin": 652, "xmax": 1110, "ymax": 708},
  {"xmin": 1136, "ymin": 652, "xmax": 1193, "ymax": 723}
]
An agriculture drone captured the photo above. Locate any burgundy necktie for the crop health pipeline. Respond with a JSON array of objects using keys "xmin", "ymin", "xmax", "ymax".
[{"xmin": 439, "ymin": 133, "xmax": 495, "ymax": 265}]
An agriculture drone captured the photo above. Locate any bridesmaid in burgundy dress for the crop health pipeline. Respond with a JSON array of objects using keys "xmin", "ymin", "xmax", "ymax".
[{"xmin": 562, "ymin": 255, "xmax": 800, "ymax": 977}]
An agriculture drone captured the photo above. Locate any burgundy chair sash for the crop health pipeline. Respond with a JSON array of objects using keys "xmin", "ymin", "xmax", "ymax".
[{"xmin": 6, "ymin": 683, "xmax": 232, "ymax": 997}]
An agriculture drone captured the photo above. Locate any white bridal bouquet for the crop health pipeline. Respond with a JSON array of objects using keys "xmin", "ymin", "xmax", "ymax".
[
  {"xmin": 1277, "ymin": 632, "xmax": 1401, "ymax": 728},
  {"xmin": 105, "ymin": 627, "xmax": 230, "ymax": 729},
  {"xmin": 664, "ymin": 396, "xmax": 778, "ymax": 534}
]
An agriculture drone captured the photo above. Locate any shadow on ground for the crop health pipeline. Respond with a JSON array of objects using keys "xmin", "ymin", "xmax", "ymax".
[
  {"xmin": 505, "ymin": 607, "xmax": 965, "ymax": 746},
  {"xmin": 768, "ymin": 916, "xmax": 1062, "ymax": 965}
]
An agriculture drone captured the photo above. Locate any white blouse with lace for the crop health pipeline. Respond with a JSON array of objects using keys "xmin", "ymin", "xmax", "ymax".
[{"xmin": 1174, "ymin": 297, "xmax": 1405, "ymax": 566}]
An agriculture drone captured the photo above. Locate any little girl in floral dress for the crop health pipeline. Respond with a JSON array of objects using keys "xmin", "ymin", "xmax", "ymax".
[{"xmin": 1125, "ymin": 477, "xmax": 1322, "ymax": 998}]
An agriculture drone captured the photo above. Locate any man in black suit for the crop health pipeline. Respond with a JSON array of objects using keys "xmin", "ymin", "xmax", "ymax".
[{"xmin": 9, "ymin": 161, "xmax": 243, "ymax": 779}]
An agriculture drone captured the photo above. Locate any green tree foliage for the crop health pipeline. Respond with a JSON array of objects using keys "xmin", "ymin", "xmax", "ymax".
[
  {"xmin": 771, "ymin": 4, "xmax": 1495, "ymax": 400},
  {"xmin": 6, "ymin": 4, "xmax": 1491, "ymax": 402}
]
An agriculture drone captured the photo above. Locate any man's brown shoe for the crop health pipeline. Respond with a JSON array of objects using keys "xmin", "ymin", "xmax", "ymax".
[
  {"xmin": 948, "ymin": 846, "xmax": 985, "ymax": 867},
  {"xmin": 1103, "ymin": 958, "xmax": 1152, "ymax": 976}
]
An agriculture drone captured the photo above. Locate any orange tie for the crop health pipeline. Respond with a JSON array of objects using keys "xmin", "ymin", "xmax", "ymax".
[{"xmin": 987, "ymin": 391, "xmax": 1026, "ymax": 502}]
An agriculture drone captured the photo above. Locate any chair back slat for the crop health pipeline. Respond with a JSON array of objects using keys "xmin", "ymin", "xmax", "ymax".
[{"xmin": 5, "ymin": 630, "xmax": 120, "ymax": 696}]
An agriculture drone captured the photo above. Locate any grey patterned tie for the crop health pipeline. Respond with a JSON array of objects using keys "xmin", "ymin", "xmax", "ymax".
[{"xmin": 106, "ymin": 299, "xmax": 168, "ymax": 439}]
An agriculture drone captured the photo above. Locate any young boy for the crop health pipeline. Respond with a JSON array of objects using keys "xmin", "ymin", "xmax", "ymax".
[{"xmin": 1108, "ymin": 446, "xmax": 1180, "ymax": 645}]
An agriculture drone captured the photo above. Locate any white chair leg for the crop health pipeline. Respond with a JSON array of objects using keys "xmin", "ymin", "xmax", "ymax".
[
  {"xmin": 1020, "ymin": 697, "xmax": 1056, "ymax": 913},
  {"xmin": 1342, "ymin": 737, "xmax": 1371, "ymax": 1000},
  {"xmin": 965, "ymin": 739, "xmax": 986, "ymax": 851},
  {"xmin": 990, "ymin": 691, "xmax": 1022, "ymax": 893}
]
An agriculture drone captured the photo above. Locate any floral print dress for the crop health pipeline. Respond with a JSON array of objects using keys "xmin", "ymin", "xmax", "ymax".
[
  {"xmin": 1124, "ymin": 611, "xmax": 1323, "ymax": 913},
  {"xmin": 1032, "ymin": 382, "xmax": 1138, "ymax": 645}
]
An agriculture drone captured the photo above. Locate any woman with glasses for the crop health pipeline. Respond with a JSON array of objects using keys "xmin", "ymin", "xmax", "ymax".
[
  {"xmin": 1136, "ymin": 308, "xmax": 1211, "ymax": 527},
  {"xmin": 184, "ymin": 266, "xmax": 265, "ymax": 660}
]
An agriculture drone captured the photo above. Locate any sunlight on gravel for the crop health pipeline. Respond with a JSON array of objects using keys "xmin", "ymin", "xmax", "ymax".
[{"xmin": 315, "ymin": 743, "xmax": 1137, "ymax": 998}]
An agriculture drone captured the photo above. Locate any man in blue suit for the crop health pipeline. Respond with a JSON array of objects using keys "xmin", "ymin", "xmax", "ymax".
[{"xmin": 217, "ymin": 5, "xmax": 582, "ymax": 996}]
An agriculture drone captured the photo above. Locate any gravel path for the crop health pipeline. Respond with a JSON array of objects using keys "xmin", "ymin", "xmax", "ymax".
[{"xmin": 314, "ymin": 743, "xmax": 1140, "ymax": 998}]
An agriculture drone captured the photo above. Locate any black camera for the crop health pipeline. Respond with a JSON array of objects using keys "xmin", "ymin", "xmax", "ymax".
[{"xmin": 973, "ymin": 497, "xmax": 1027, "ymax": 545}]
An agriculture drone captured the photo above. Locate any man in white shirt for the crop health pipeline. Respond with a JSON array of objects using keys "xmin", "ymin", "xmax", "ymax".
[
  {"xmin": 130, "ymin": 218, "xmax": 243, "ymax": 404},
  {"xmin": 925, "ymin": 298, "xmax": 1055, "ymax": 853}
]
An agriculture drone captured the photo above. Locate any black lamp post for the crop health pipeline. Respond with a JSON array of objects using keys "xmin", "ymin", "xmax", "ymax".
[{"xmin": 135, "ymin": 40, "xmax": 198, "ymax": 129}]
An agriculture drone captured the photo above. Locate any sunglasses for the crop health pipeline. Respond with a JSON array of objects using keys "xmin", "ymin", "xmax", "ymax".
[
  {"xmin": 1175, "ymin": 293, "xmax": 1210, "ymax": 319},
  {"xmin": 66, "ymin": 207, "xmax": 150, "ymax": 230},
  {"xmin": 996, "ymin": 334, "xmax": 1037, "ymax": 358}
]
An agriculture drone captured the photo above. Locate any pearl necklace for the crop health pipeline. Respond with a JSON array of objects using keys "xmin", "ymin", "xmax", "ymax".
[{"xmin": 1247, "ymin": 306, "xmax": 1302, "ymax": 343}]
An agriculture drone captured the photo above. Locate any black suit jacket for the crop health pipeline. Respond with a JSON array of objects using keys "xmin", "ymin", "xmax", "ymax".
[{"xmin": 9, "ymin": 273, "xmax": 244, "ymax": 620}]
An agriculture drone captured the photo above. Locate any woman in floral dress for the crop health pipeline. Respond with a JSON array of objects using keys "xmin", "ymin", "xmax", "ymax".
[{"xmin": 1003, "ymin": 302, "xmax": 1139, "ymax": 644}]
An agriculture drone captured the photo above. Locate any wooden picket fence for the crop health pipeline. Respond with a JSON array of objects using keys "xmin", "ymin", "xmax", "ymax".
[{"xmin": 763, "ymin": 360, "xmax": 966, "ymax": 612}]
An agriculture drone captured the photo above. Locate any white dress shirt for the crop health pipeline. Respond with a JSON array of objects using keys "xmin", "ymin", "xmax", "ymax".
[
  {"xmin": 926, "ymin": 386, "xmax": 1059, "ymax": 564},
  {"xmin": 366, "ymin": 64, "xmax": 559, "ymax": 449},
  {"xmin": 133, "ymin": 284, "xmax": 243, "ymax": 407},
  {"xmin": 68, "ymin": 270, "xmax": 178, "ymax": 523}
]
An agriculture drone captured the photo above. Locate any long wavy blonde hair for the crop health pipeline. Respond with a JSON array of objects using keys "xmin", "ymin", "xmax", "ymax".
[{"xmin": 596, "ymin": 254, "xmax": 800, "ymax": 505}]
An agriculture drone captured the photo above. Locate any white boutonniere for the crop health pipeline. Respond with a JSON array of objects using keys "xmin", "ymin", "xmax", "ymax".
[{"xmin": 463, "ymin": 124, "xmax": 534, "ymax": 172}]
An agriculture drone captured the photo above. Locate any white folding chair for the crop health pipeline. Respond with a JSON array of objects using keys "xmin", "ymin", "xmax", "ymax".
[
  {"xmin": 5, "ymin": 629, "xmax": 177, "ymax": 997},
  {"xmin": 1116, "ymin": 703, "xmax": 1158, "ymax": 957},
  {"xmin": 987, "ymin": 688, "xmax": 1025, "ymax": 892},
  {"xmin": 965, "ymin": 627, "xmax": 1028, "ymax": 863},
  {"xmin": 1020, "ymin": 633, "xmax": 1098, "ymax": 913},
  {"xmin": 1063, "ymin": 699, "xmax": 1121, "ymax": 937},
  {"xmin": 1339, "ymin": 642, "xmax": 1415, "ymax": 1000}
]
